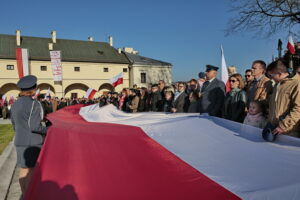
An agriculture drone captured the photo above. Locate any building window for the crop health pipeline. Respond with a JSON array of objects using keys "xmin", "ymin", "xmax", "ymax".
[
  {"xmin": 123, "ymin": 68, "xmax": 128, "ymax": 73},
  {"xmin": 74, "ymin": 67, "xmax": 80, "ymax": 72},
  {"xmin": 40, "ymin": 66, "xmax": 47, "ymax": 71},
  {"xmin": 141, "ymin": 73, "xmax": 146, "ymax": 83},
  {"xmin": 6, "ymin": 65, "xmax": 14, "ymax": 70},
  {"xmin": 103, "ymin": 67, "xmax": 109, "ymax": 72}
]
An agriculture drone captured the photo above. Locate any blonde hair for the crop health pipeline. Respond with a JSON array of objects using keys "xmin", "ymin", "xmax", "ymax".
[
  {"xmin": 229, "ymin": 73, "xmax": 245, "ymax": 89},
  {"xmin": 228, "ymin": 65, "xmax": 237, "ymax": 75}
]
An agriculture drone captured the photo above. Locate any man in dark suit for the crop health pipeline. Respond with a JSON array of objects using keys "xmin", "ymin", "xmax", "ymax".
[
  {"xmin": 199, "ymin": 65, "xmax": 225, "ymax": 117},
  {"xmin": 172, "ymin": 82, "xmax": 189, "ymax": 113},
  {"xmin": 150, "ymin": 84, "xmax": 163, "ymax": 112}
]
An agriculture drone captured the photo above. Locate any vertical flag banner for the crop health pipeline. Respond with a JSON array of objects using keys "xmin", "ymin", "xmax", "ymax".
[
  {"xmin": 34, "ymin": 88, "xmax": 40, "ymax": 99},
  {"xmin": 50, "ymin": 51, "xmax": 63, "ymax": 81},
  {"xmin": 221, "ymin": 46, "xmax": 230, "ymax": 92},
  {"xmin": 85, "ymin": 88, "xmax": 97, "ymax": 99},
  {"xmin": 287, "ymin": 36, "xmax": 296, "ymax": 54},
  {"xmin": 44, "ymin": 87, "xmax": 51, "ymax": 99},
  {"xmin": 109, "ymin": 72, "xmax": 124, "ymax": 87},
  {"xmin": 16, "ymin": 48, "xmax": 29, "ymax": 79},
  {"xmin": 2, "ymin": 94, "xmax": 7, "ymax": 102},
  {"xmin": 9, "ymin": 96, "xmax": 14, "ymax": 105}
]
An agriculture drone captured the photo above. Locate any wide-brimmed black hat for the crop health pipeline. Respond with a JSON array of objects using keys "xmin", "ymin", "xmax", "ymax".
[{"xmin": 17, "ymin": 75, "xmax": 37, "ymax": 91}]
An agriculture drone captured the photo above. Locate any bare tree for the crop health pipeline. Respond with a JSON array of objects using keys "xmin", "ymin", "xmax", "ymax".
[{"xmin": 226, "ymin": 0, "xmax": 300, "ymax": 37}]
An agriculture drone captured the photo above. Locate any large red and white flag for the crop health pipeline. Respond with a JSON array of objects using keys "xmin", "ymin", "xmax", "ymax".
[
  {"xmin": 109, "ymin": 72, "xmax": 123, "ymax": 87},
  {"xmin": 85, "ymin": 88, "xmax": 97, "ymax": 99},
  {"xmin": 287, "ymin": 36, "xmax": 296, "ymax": 54},
  {"xmin": 221, "ymin": 46, "xmax": 230, "ymax": 92},
  {"xmin": 25, "ymin": 104, "xmax": 300, "ymax": 200},
  {"xmin": 16, "ymin": 48, "xmax": 29, "ymax": 79}
]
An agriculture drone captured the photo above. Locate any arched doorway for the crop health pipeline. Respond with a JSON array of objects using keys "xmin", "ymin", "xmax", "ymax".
[
  {"xmin": 98, "ymin": 83, "xmax": 114, "ymax": 95},
  {"xmin": 64, "ymin": 83, "xmax": 89, "ymax": 99},
  {"xmin": 37, "ymin": 83, "xmax": 55, "ymax": 97},
  {"xmin": 0, "ymin": 83, "xmax": 19, "ymax": 99}
]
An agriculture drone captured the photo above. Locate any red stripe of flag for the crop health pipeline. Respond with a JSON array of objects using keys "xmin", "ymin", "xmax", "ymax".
[
  {"xmin": 16, "ymin": 48, "xmax": 24, "ymax": 79},
  {"xmin": 287, "ymin": 42, "xmax": 296, "ymax": 54},
  {"xmin": 88, "ymin": 89, "xmax": 97, "ymax": 99}
]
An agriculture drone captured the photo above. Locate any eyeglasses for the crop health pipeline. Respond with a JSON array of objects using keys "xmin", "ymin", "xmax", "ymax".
[
  {"xmin": 245, "ymin": 75, "xmax": 252, "ymax": 77},
  {"xmin": 230, "ymin": 79, "xmax": 238, "ymax": 83},
  {"xmin": 178, "ymin": 85, "xmax": 184, "ymax": 88}
]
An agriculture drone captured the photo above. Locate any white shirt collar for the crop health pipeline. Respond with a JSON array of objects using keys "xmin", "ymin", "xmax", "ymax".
[{"xmin": 208, "ymin": 77, "xmax": 216, "ymax": 83}]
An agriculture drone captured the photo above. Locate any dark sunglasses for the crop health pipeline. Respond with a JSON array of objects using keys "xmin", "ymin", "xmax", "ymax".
[
  {"xmin": 245, "ymin": 75, "xmax": 252, "ymax": 77},
  {"xmin": 230, "ymin": 79, "xmax": 238, "ymax": 83}
]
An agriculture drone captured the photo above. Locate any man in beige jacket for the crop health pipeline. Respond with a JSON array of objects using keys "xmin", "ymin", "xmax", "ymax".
[{"xmin": 267, "ymin": 60, "xmax": 300, "ymax": 137}]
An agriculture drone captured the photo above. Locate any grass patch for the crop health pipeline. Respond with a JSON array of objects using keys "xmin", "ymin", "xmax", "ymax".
[{"xmin": 0, "ymin": 124, "xmax": 15, "ymax": 155}]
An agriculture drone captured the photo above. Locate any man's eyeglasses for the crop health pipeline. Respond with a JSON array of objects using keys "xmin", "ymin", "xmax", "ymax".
[
  {"xmin": 245, "ymin": 75, "xmax": 252, "ymax": 77},
  {"xmin": 178, "ymin": 85, "xmax": 184, "ymax": 88}
]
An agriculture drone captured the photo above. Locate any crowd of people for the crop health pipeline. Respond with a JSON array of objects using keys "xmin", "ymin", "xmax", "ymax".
[
  {"xmin": 1, "ymin": 59, "xmax": 300, "ymax": 138},
  {"xmin": 4, "ymin": 58, "xmax": 300, "ymax": 197}
]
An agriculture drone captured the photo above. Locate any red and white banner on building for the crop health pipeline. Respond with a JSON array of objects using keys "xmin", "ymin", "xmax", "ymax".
[
  {"xmin": 109, "ymin": 72, "xmax": 123, "ymax": 87},
  {"xmin": 16, "ymin": 48, "xmax": 29, "ymax": 79},
  {"xmin": 50, "ymin": 51, "xmax": 63, "ymax": 81},
  {"xmin": 85, "ymin": 88, "xmax": 97, "ymax": 99}
]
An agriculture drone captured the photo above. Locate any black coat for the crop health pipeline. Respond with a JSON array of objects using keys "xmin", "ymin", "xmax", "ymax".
[
  {"xmin": 188, "ymin": 100, "xmax": 200, "ymax": 113},
  {"xmin": 150, "ymin": 91, "xmax": 162, "ymax": 112},
  {"xmin": 162, "ymin": 100, "xmax": 174, "ymax": 112},
  {"xmin": 138, "ymin": 96, "xmax": 148, "ymax": 112},
  {"xmin": 173, "ymin": 92, "xmax": 189, "ymax": 113},
  {"xmin": 199, "ymin": 78, "xmax": 225, "ymax": 117},
  {"xmin": 222, "ymin": 88, "xmax": 247, "ymax": 123}
]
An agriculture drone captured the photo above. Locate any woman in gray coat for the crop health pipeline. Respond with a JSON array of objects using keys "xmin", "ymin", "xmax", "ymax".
[{"xmin": 11, "ymin": 75, "xmax": 47, "ymax": 196}]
